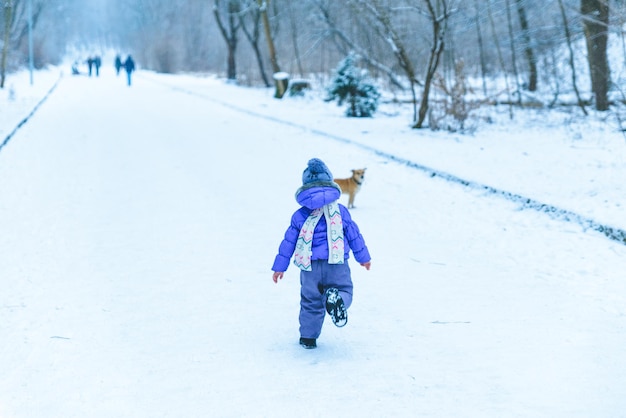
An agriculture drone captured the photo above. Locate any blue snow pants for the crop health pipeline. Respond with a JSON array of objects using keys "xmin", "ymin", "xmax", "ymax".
[{"xmin": 299, "ymin": 260, "xmax": 353, "ymax": 339}]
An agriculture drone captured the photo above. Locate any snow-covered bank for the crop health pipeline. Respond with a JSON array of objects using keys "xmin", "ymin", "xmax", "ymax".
[{"xmin": 140, "ymin": 71, "xmax": 626, "ymax": 238}]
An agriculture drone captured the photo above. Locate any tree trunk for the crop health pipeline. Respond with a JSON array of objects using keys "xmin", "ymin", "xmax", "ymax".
[
  {"xmin": 258, "ymin": 0, "xmax": 286, "ymax": 98},
  {"xmin": 414, "ymin": 0, "xmax": 448, "ymax": 129},
  {"xmin": 1, "ymin": 0, "xmax": 13, "ymax": 89},
  {"xmin": 581, "ymin": 0, "xmax": 610, "ymax": 111},
  {"xmin": 487, "ymin": 0, "xmax": 513, "ymax": 119},
  {"xmin": 505, "ymin": 0, "xmax": 521, "ymax": 104},
  {"xmin": 226, "ymin": 43, "xmax": 236, "ymax": 80},
  {"xmin": 251, "ymin": 42, "xmax": 270, "ymax": 87},
  {"xmin": 619, "ymin": 0, "xmax": 626, "ymax": 68},
  {"xmin": 515, "ymin": 0, "xmax": 537, "ymax": 92},
  {"xmin": 558, "ymin": 0, "xmax": 587, "ymax": 115},
  {"xmin": 286, "ymin": 0, "xmax": 304, "ymax": 77},
  {"xmin": 239, "ymin": 5, "xmax": 271, "ymax": 87},
  {"xmin": 473, "ymin": 0, "xmax": 488, "ymax": 96},
  {"xmin": 213, "ymin": 0, "xmax": 240, "ymax": 81}
]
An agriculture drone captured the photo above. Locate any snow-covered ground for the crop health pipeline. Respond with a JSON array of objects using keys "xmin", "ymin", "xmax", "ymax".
[{"xmin": 1, "ymin": 66, "xmax": 625, "ymax": 418}]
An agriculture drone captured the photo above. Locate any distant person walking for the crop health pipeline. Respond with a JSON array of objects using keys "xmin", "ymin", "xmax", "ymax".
[
  {"xmin": 94, "ymin": 56, "xmax": 102, "ymax": 76},
  {"xmin": 124, "ymin": 55, "xmax": 135, "ymax": 86},
  {"xmin": 114, "ymin": 55, "xmax": 122, "ymax": 76},
  {"xmin": 87, "ymin": 56, "xmax": 94, "ymax": 77}
]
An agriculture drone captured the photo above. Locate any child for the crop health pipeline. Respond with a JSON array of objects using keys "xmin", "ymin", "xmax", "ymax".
[{"xmin": 272, "ymin": 158, "xmax": 372, "ymax": 349}]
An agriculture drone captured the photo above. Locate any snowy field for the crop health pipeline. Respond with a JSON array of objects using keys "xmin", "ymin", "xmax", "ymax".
[{"xmin": 1, "ymin": 66, "xmax": 625, "ymax": 418}]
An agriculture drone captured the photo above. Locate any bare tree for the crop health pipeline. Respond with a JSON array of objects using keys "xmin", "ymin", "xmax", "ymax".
[
  {"xmin": 1, "ymin": 0, "xmax": 13, "ymax": 88},
  {"xmin": 505, "ymin": 0, "xmax": 521, "ymax": 104},
  {"xmin": 257, "ymin": 0, "xmax": 287, "ymax": 97},
  {"xmin": 558, "ymin": 0, "xmax": 587, "ymax": 115},
  {"xmin": 581, "ymin": 0, "xmax": 610, "ymax": 111},
  {"xmin": 286, "ymin": 0, "xmax": 304, "ymax": 77},
  {"xmin": 515, "ymin": 0, "xmax": 537, "ymax": 91},
  {"xmin": 214, "ymin": 0, "xmax": 242, "ymax": 81},
  {"xmin": 313, "ymin": 0, "xmax": 406, "ymax": 89},
  {"xmin": 349, "ymin": 0, "xmax": 421, "ymax": 123},
  {"xmin": 415, "ymin": 0, "xmax": 452, "ymax": 129},
  {"xmin": 344, "ymin": 0, "xmax": 452, "ymax": 128},
  {"xmin": 239, "ymin": 0, "xmax": 271, "ymax": 87},
  {"xmin": 618, "ymin": 0, "xmax": 626, "ymax": 67},
  {"xmin": 473, "ymin": 0, "xmax": 488, "ymax": 96},
  {"xmin": 8, "ymin": 0, "xmax": 42, "ymax": 51},
  {"xmin": 1, "ymin": 0, "xmax": 45, "ymax": 86},
  {"xmin": 487, "ymin": 0, "xmax": 513, "ymax": 118}
]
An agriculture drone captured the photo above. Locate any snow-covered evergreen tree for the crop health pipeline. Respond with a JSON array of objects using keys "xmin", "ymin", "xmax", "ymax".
[{"xmin": 326, "ymin": 53, "xmax": 380, "ymax": 117}]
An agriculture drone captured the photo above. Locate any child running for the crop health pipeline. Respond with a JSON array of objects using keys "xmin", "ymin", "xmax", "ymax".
[{"xmin": 272, "ymin": 158, "xmax": 372, "ymax": 349}]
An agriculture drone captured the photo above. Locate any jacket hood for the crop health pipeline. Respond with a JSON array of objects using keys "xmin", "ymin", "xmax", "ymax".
[{"xmin": 295, "ymin": 183, "xmax": 341, "ymax": 209}]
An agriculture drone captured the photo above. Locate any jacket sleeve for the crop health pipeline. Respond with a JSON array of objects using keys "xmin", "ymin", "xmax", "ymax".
[
  {"xmin": 271, "ymin": 212, "xmax": 301, "ymax": 272},
  {"xmin": 341, "ymin": 206, "xmax": 371, "ymax": 264}
]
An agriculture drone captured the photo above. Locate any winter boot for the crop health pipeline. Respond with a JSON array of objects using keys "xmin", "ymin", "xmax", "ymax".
[
  {"xmin": 299, "ymin": 337, "xmax": 317, "ymax": 349},
  {"xmin": 325, "ymin": 288, "xmax": 348, "ymax": 327}
]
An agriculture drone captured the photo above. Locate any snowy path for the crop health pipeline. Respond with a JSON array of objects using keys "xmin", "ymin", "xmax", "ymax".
[{"xmin": 1, "ymin": 72, "xmax": 625, "ymax": 417}]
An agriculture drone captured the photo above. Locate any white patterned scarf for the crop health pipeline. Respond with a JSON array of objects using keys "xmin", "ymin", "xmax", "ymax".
[{"xmin": 293, "ymin": 201, "xmax": 344, "ymax": 271}]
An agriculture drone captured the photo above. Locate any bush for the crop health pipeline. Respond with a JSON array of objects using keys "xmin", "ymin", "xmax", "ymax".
[
  {"xmin": 430, "ymin": 60, "xmax": 483, "ymax": 132},
  {"xmin": 326, "ymin": 53, "xmax": 380, "ymax": 117}
]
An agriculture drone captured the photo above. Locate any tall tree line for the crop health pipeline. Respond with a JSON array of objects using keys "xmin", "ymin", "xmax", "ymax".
[{"xmin": 0, "ymin": 0, "xmax": 620, "ymax": 115}]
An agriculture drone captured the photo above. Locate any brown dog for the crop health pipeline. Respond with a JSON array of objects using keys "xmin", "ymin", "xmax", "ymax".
[{"xmin": 335, "ymin": 168, "xmax": 366, "ymax": 208}]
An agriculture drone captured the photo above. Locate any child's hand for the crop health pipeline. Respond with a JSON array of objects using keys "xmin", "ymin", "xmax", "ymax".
[
  {"xmin": 361, "ymin": 261, "xmax": 371, "ymax": 270},
  {"xmin": 273, "ymin": 271, "xmax": 284, "ymax": 283}
]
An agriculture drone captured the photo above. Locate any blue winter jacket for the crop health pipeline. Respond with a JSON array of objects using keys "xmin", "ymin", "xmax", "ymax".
[{"xmin": 272, "ymin": 183, "xmax": 371, "ymax": 272}]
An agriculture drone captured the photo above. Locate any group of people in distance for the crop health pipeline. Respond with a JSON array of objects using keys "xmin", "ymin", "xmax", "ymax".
[
  {"xmin": 71, "ymin": 53, "xmax": 135, "ymax": 86},
  {"xmin": 87, "ymin": 56, "xmax": 101, "ymax": 76}
]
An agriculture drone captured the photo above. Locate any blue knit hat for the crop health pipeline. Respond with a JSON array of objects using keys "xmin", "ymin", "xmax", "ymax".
[
  {"xmin": 302, "ymin": 158, "xmax": 333, "ymax": 184},
  {"xmin": 296, "ymin": 158, "xmax": 341, "ymax": 196}
]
